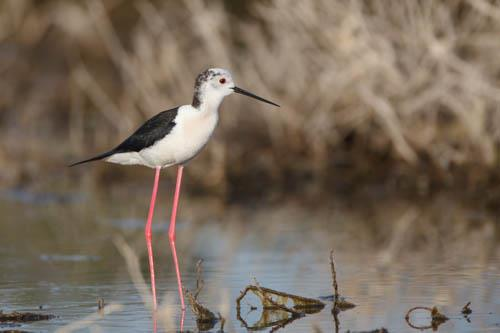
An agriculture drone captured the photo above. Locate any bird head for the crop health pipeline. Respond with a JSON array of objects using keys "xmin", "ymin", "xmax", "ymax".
[{"xmin": 192, "ymin": 68, "xmax": 279, "ymax": 109}]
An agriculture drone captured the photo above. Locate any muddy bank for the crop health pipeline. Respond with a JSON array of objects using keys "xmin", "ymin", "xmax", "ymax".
[{"xmin": 0, "ymin": 311, "xmax": 55, "ymax": 323}]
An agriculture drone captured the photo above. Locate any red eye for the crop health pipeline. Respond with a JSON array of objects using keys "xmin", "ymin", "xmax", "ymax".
[{"xmin": 219, "ymin": 78, "xmax": 226, "ymax": 84}]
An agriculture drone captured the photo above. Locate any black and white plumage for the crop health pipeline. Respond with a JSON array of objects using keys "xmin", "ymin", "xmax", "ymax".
[
  {"xmin": 70, "ymin": 68, "xmax": 279, "ymax": 169},
  {"xmin": 69, "ymin": 67, "xmax": 279, "ymax": 313},
  {"xmin": 70, "ymin": 108, "xmax": 179, "ymax": 167}
]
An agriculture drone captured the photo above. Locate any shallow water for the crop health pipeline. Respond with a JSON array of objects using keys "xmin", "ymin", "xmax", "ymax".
[{"xmin": 0, "ymin": 189, "xmax": 499, "ymax": 332}]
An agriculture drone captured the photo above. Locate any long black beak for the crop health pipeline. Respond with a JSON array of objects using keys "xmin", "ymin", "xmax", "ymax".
[{"xmin": 232, "ymin": 86, "xmax": 280, "ymax": 107}]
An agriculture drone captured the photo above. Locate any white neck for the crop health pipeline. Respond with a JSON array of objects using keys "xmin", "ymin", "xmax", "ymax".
[{"xmin": 196, "ymin": 92, "xmax": 225, "ymax": 113}]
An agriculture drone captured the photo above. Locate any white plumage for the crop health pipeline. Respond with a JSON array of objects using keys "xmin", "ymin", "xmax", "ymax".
[
  {"xmin": 70, "ymin": 68, "xmax": 278, "ymax": 169},
  {"xmin": 107, "ymin": 104, "xmax": 220, "ymax": 168}
]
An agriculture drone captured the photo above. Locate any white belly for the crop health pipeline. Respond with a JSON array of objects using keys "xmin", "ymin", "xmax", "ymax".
[
  {"xmin": 107, "ymin": 151, "xmax": 144, "ymax": 165},
  {"xmin": 138, "ymin": 106, "xmax": 219, "ymax": 168}
]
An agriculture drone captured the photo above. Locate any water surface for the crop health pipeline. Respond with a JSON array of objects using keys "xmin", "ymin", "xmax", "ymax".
[{"xmin": 0, "ymin": 190, "xmax": 499, "ymax": 332}]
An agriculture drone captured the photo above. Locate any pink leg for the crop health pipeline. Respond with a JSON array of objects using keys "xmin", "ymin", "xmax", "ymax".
[
  {"xmin": 180, "ymin": 306, "xmax": 185, "ymax": 331},
  {"xmin": 168, "ymin": 165, "xmax": 185, "ymax": 310},
  {"xmin": 152, "ymin": 310, "xmax": 158, "ymax": 333},
  {"xmin": 145, "ymin": 167, "xmax": 161, "ymax": 310}
]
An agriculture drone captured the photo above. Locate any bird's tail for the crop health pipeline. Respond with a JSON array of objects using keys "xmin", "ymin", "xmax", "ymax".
[{"xmin": 68, "ymin": 150, "xmax": 115, "ymax": 167}]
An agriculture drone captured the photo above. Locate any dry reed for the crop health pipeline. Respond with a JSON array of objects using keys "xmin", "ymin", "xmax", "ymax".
[{"xmin": 1, "ymin": 0, "xmax": 500, "ymax": 197}]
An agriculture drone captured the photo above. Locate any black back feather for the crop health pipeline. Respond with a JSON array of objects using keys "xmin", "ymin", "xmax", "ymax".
[
  {"xmin": 69, "ymin": 107, "xmax": 179, "ymax": 167},
  {"xmin": 114, "ymin": 107, "xmax": 179, "ymax": 153}
]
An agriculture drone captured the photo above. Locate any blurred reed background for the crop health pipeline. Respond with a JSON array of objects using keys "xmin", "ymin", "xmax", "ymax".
[
  {"xmin": 2, "ymin": 0, "xmax": 500, "ymax": 201},
  {"xmin": 1, "ymin": 3, "xmax": 500, "ymax": 331}
]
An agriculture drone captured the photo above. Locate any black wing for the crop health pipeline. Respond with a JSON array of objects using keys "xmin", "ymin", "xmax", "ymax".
[
  {"xmin": 69, "ymin": 107, "xmax": 179, "ymax": 167},
  {"xmin": 114, "ymin": 107, "xmax": 179, "ymax": 153}
]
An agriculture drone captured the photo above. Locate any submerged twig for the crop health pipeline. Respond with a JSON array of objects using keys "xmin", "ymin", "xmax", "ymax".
[
  {"xmin": 332, "ymin": 304, "xmax": 340, "ymax": 333},
  {"xmin": 0, "ymin": 311, "xmax": 55, "ymax": 323},
  {"xmin": 237, "ymin": 306, "xmax": 303, "ymax": 332},
  {"xmin": 217, "ymin": 312, "xmax": 225, "ymax": 332},
  {"xmin": 405, "ymin": 306, "xmax": 449, "ymax": 330},
  {"xmin": 330, "ymin": 250, "xmax": 339, "ymax": 306},
  {"xmin": 97, "ymin": 298, "xmax": 105, "ymax": 311},
  {"xmin": 194, "ymin": 259, "xmax": 204, "ymax": 300},
  {"xmin": 253, "ymin": 279, "xmax": 303, "ymax": 316},
  {"xmin": 461, "ymin": 302, "xmax": 472, "ymax": 315},
  {"xmin": 237, "ymin": 282, "xmax": 324, "ymax": 314},
  {"xmin": 329, "ymin": 250, "xmax": 356, "ymax": 311},
  {"xmin": 184, "ymin": 260, "xmax": 219, "ymax": 331},
  {"xmin": 269, "ymin": 315, "xmax": 302, "ymax": 333},
  {"xmin": 236, "ymin": 280, "xmax": 324, "ymax": 331},
  {"xmin": 185, "ymin": 289, "xmax": 217, "ymax": 323}
]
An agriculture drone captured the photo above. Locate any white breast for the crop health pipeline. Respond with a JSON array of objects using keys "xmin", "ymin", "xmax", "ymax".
[{"xmin": 138, "ymin": 105, "xmax": 219, "ymax": 168}]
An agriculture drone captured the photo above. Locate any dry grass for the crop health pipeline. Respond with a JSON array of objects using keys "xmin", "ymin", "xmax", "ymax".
[{"xmin": 1, "ymin": 0, "xmax": 500, "ymax": 197}]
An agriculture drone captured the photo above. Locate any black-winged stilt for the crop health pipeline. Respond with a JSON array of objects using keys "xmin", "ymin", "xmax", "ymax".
[{"xmin": 70, "ymin": 68, "xmax": 279, "ymax": 310}]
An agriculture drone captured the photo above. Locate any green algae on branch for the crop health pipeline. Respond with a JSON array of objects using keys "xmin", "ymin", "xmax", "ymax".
[
  {"xmin": 236, "ymin": 280, "xmax": 325, "ymax": 331},
  {"xmin": 185, "ymin": 289, "xmax": 218, "ymax": 323},
  {"xmin": 0, "ymin": 311, "xmax": 55, "ymax": 322},
  {"xmin": 405, "ymin": 306, "xmax": 449, "ymax": 330},
  {"xmin": 185, "ymin": 289, "xmax": 222, "ymax": 331},
  {"xmin": 237, "ymin": 306, "xmax": 304, "ymax": 332},
  {"xmin": 236, "ymin": 282, "xmax": 325, "ymax": 313},
  {"xmin": 183, "ymin": 259, "xmax": 222, "ymax": 331}
]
